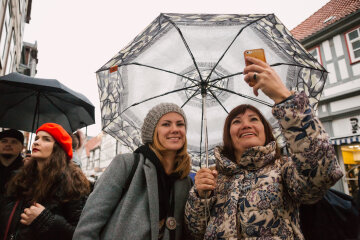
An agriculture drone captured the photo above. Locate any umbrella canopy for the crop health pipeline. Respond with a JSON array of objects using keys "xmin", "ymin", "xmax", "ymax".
[
  {"xmin": 0, "ymin": 72, "xmax": 95, "ymax": 133},
  {"xmin": 96, "ymin": 13, "xmax": 327, "ymax": 168}
]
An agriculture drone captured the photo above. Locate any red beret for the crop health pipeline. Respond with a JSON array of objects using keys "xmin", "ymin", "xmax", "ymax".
[{"xmin": 36, "ymin": 123, "xmax": 73, "ymax": 160}]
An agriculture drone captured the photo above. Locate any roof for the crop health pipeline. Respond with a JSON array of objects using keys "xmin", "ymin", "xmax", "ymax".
[{"xmin": 291, "ymin": 0, "xmax": 360, "ymax": 42}]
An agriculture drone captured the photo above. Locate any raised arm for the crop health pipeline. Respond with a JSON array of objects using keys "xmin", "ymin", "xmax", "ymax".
[
  {"xmin": 244, "ymin": 57, "xmax": 343, "ymax": 203},
  {"xmin": 273, "ymin": 92, "xmax": 343, "ymax": 203}
]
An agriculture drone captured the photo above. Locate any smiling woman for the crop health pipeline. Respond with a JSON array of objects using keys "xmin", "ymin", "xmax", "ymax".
[
  {"xmin": 184, "ymin": 57, "xmax": 344, "ymax": 240},
  {"xmin": 73, "ymin": 103, "xmax": 193, "ymax": 240}
]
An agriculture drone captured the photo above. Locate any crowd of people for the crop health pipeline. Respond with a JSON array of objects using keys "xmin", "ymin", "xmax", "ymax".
[{"xmin": 0, "ymin": 56, "xmax": 351, "ymax": 239}]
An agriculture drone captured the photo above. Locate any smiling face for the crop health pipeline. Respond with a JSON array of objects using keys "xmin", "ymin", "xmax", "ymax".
[
  {"xmin": 230, "ymin": 109, "xmax": 266, "ymax": 159},
  {"xmin": 155, "ymin": 112, "xmax": 186, "ymax": 153},
  {"xmin": 32, "ymin": 131, "xmax": 55, "ymax": 160}
]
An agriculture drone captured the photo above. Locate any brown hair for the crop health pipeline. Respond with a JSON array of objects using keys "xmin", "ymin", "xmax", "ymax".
[
  {"xmin": 7, "ymin": 142, "xmax": 90, "ymax": 203},
  {"xmin": 150, "ymin": 126, "xmax": 191, "ymax": 179},
  {"xmin": 222, "ymin": 104, "xmax": 281, "ymax": 161}
]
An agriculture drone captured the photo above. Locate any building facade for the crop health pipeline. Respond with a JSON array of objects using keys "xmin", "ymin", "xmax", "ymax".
[
  {"xmin": 18, "ymin": 40, "xmax": 37, "ymax": 76},
  {"xmin": 0, "ymin": 0, "xmax": 34, "ymax": 76},
  {"xmin": 291, "ymin": 0, "xmax": 360, "ymax": 196},
  {"xmin": 80, "ymin": 132, "xmax": 130, "ymax": 178},
  {"xmin": 0, "ymin": 0, "xmax": 37, "ymax": 146}
]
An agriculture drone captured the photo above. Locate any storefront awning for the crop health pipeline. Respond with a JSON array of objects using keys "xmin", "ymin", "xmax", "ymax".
[{"xmin": 331, "ymin": 135, "xmax": 360, "ymax": 145}]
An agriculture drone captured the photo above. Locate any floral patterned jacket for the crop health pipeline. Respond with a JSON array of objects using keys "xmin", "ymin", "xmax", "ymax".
[{"xmin": 184, "ymin": 92, "xmax": 344, "ymax": 240}]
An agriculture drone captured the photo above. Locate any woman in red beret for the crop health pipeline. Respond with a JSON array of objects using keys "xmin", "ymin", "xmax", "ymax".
[{"xmin": 0, "ymin": 123, "xmax": 90, "ymax": 240}]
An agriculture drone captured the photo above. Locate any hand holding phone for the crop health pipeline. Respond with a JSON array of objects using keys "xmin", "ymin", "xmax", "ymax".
[
  {"xmin": 244, "ymin": 49, "xmax": 266, "ymax": 66},
  {"xmin": 243, "ymin": 48, "xmax": 291, "ymax": 103}
]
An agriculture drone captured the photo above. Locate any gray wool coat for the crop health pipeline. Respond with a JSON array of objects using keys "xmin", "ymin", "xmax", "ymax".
[{"xmin": 73, "ymin": 153, "xmax": 193, "ymax": 240}]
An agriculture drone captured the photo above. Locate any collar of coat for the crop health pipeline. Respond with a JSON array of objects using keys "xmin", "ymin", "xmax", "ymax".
[{"xmin": 215, "ymin": 141, "xmax": 277, "ymax": 174}]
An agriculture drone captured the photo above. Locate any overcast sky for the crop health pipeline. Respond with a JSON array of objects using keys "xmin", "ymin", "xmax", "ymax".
[{"xmin": 24, "ymin": 0, "xmax": 330, "ymax": 136}]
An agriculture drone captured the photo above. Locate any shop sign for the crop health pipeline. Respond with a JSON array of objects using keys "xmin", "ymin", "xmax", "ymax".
[
  {"xmin": 333, "ymin": 116, "xmax": 360, "ymax": 137},
  {"xmin": 350, "ymin": 117, "xmax": 360, "ymax": 134}
]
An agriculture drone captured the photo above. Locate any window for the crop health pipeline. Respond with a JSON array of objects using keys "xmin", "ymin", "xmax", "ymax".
[
  {"xmin": 5, "ymin": 31, "xmax": 15, "ymax": 74},
  {"xmin": 345, "ymin": 27, "xmax": 360, "ymax": 64},
  {"xmin": 86, "ymin": 156, "xmax": 90, "ymax": 170},
  {"xmin": 5, "ymin": 50, "xmax": 12, "ymax": 74},
  {"xmin": 88, "ymin": 151, "xmax": 95, "ymax": 169},
  {"xmin": 0, "ymin": 24, "xmax": 8, "ymax": 60},
  {"xmin": 0, "ymin": 3, "xmax": 11, "ymax": 62},
  {"xmin": 12, "ymin": 52, "xmax": 16, "ymax": 72},
  {"xmin": 308, "ymin": 46, "xmax": 323, "ymax": 65},
  {"xmin": 18, "ymin": 0, "xmax": 22, "ymax": 14},
  {"xmin": 94, "ymin": 148, "xmax": 100, "ymax": 168}
]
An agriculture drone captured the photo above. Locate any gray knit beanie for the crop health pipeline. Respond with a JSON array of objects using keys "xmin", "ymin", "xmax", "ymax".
[{"xmin": 141, "ymin": 103, "xmax": 187, "ymax": 144}]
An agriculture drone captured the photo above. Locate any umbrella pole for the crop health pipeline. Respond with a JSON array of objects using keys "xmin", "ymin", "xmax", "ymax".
[
  {"xmin": 28, "ymin": 93, "xmax": 40, "ymax": 151},
  {"xmin": 202, "ymin": 93, "xmax": 209, "ymax": 168},
  {"xmin": 202, "ymin": 91, "xmax": 211, "ymax": 226}
]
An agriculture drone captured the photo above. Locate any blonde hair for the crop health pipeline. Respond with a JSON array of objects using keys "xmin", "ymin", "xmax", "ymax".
[{"xmin": 150, "ymin": 126, "xmax": 191, "ymax": 179}]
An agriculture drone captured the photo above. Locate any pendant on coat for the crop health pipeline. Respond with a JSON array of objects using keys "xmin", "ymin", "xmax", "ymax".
[{"xmin": 166, "ymin": 217, "xmax": 176, "ymax": 230}]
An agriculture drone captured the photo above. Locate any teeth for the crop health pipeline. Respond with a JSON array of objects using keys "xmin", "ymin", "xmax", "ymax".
[{"xmin": 241, "ymin": 133, "xmax": 254, "ymax": 137}]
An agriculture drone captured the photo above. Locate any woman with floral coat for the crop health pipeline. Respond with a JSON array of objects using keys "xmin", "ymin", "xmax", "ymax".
[{"xmin": 184, "ymin": 56, "xmax": 344, "ymax": 240}]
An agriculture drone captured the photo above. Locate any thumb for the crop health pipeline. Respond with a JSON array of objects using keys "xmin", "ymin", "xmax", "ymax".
[
  {"xmin": 212, "ymin": 170, "xmax": 218, "ymax": 178},
  {"xmin": 34, "ymin": 202, "xmax": 43, "ymax": 208},
  {"xmin": 253, "ymin": 87, "xmax": 259, "ymax": 96}
]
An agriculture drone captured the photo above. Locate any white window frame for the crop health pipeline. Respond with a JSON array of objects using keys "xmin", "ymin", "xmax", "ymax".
[
  {"xmin": 308, "ymin": 46, "xmax": 323, "ymax": 66},
  {"xmin": 345, "ymin": 26, "xmax": 360, "ymax": 64}
]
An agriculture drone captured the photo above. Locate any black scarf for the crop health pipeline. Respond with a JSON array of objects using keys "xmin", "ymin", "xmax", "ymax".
[{"xmin": 134, "ymin": 144, "xmax": 180, "ymax": 222}]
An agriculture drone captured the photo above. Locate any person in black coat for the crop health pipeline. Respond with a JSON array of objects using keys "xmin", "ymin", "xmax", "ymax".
[
  {"xmin": 0, "ymin": 129, "xmax": 24, "ymax": 196},
  {"xmin": 0, "ymin": 123, "xmax": 90, "ymax": 240}
]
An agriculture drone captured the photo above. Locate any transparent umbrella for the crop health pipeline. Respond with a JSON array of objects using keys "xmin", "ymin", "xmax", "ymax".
[{"xmin": 96, "ymin": 13, "xmax": 327, "ymax": 169}]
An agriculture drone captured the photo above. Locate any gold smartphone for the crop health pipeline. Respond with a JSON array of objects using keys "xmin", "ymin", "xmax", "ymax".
[{"xmin": 244, "ymin": 49, "xmax": 267, "ymax": 66}]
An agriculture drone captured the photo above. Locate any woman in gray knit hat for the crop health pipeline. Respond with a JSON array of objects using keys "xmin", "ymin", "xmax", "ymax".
[{"xmin": 74, "ymin": 102, "xmax": 193, "ymax": 240}]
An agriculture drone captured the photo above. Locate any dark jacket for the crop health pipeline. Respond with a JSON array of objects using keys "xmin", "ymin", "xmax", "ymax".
[
  {"xmin": 0, "ymin": 190, "xmax": 87, "ymax": 240},
  {"xmin": 0, "ymin": 155, "xmax": 23, "ymax": 196}
]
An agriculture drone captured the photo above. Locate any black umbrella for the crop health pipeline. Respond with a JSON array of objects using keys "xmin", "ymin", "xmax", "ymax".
[{"xmin": 0, "ymin": 72, "xmax": 95, "ymax": 134}]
